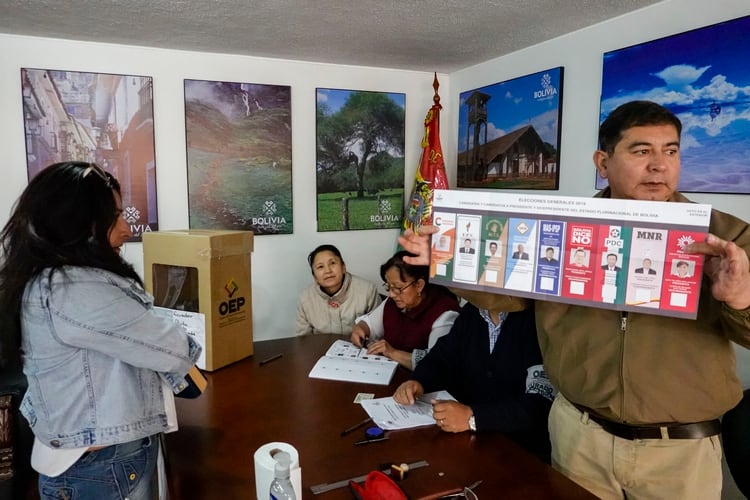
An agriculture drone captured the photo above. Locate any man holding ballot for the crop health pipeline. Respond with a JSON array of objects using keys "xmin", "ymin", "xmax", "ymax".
[{"xmin": 398, "ymin": 101, "xmax": 750, "ymax": 500}]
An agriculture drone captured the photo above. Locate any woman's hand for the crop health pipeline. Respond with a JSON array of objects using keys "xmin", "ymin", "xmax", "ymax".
[
  {"xmin": 367, "ymin": 340, "xmax": 412, "ymax": 369},
  {"xmin": 432, "ymin": 399, "xmax": 473, "ymax": 433},
  {"xmin": 366, "ymin": 338, "xmax": 393, "ymax": 357},
  {"xmin": 350, "ymin": 322, "xmax": 369, "ymax": 347},
  {"xmin": 393, "ymin": 380, "xmax": 424, "ymax": 405}
]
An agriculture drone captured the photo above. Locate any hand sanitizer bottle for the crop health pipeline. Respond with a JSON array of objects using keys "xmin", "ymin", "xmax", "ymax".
[{"xmin": 269, "ymin": 451, "xmax": 296, "ymax": 500}]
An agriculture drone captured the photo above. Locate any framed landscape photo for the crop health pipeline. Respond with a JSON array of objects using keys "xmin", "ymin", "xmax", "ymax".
[
  {"xmin": 598, "ymin": 15, "xmax": 750, "ymax": 194},
  {"xmin": 315, "ymin": 88, "xmax": 405, "ymax": 232},
  {"xmin": 184, "ymin": 79, "xmax": 293, "ymax": 235},
  {"xmin": 21, "ymin": 68, "xmax": 158, "ymax": 240},
  {"xmin": 457, "ymin": 67, "xmax": 564, "ymax": 190}
]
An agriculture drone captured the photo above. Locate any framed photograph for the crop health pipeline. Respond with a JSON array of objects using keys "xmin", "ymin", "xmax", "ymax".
[
  {"xmin": 184, "ymin": 79, "xmax": 292, "ymax": 235},
  {"xmin": 315, "ymin": 88, "xmax": 405, "ymax": 232},
  {"xmin": 21, "ymin": 68, "xmax": 158, "ymax": 241},
  {"xmin": 457, "ymin": 67, "xmax": 564, "ymax": 190},
  {"xmin": 598, "ymin": 15, "xmax": 750, "ymax": 194}
]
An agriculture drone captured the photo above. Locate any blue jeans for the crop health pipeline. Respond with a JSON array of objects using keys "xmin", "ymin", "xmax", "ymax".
[{"xmin": 39, "ymin": 435, "xmax": 158, "ymax": 500}]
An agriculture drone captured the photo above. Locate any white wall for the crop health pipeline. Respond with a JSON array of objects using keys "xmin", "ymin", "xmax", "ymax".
[
  {"xmin": 0, "ymin": 34, "xmax": 448, "ymax": 341},
  {"xmin": 449, "ymin": 0, "xmax": 750, "ymax": 386}
]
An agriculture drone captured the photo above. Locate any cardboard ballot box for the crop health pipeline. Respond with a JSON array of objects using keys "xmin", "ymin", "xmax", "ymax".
[{"xmin": 142, "ymin": 230, "xmax": 254, "ymax": 371}]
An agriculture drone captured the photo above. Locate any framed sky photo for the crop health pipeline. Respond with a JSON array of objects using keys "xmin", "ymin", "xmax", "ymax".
[
  {"xmin": 457, "ymin": 67, "xmax": 563, "ymax": 190},
  {"xmin": 598, "ymin": 15, "xmax": 750, "ymax": 194}
]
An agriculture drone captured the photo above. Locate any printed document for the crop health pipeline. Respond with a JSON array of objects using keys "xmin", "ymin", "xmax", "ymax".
[
  {"xmin": 308, "ymin": 339, "xmax": 398, "ymax": 385},
  {"xmin": 360, "ymin": 391, "xmax": 456, "ymax": 430}
]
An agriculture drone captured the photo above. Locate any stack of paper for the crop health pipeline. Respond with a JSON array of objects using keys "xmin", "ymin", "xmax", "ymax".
[
  {"xmin": 360, "ymin": 391, "xmax": 455, "ymax": 430},
  {"xmin": 308, "ymin": 339, "xmax": 398, "ymax": 385}
]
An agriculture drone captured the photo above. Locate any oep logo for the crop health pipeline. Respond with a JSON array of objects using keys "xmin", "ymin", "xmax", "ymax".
[{"xmin": 219, "ymin": 278, "xmax": 245, "ymax": 316}]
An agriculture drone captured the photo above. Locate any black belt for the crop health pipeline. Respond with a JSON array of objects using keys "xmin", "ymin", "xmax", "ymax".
[{"xmin": 572, "ymin": 403, "xmax": 721, "ymax": 440}]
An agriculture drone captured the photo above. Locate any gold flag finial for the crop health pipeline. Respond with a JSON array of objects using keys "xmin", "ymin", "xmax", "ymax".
[{"xmin": 433, "ymin": 72, "xmax": 440, "ymax": 107}]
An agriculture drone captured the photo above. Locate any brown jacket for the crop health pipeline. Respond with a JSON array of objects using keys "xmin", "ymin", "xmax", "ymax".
[{"xmin": 460, "ymin": 190, "xmax": 750, "ymax": 424}]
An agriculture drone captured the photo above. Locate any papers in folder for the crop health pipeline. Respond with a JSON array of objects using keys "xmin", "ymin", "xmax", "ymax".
[
  {"xmin": 360, "ymin": 391, "xmax": 456, "ymax": 430},
  {"xmin": 308, "ymin": 339, "xmax": 398, "ymax": 385}
]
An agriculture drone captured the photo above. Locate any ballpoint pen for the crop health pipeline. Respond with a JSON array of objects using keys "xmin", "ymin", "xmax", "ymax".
[
  {"xmin": 340, "ymin": 417, "xmax": 373, "ymax": 436},
  {"xmin": 354, "ymin": 437, "xmax": 388, "ymax": 446}
]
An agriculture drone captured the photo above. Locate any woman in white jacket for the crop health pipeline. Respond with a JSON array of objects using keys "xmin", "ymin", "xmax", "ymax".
[{"xmin": 295, "ymin": 244, "xmax": 381, "ymax": 336}]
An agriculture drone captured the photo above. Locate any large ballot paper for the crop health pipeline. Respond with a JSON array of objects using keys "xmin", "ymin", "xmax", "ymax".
[{"xmin": 429, "ymin": 190, "xmax": 712, "ymax": 319}]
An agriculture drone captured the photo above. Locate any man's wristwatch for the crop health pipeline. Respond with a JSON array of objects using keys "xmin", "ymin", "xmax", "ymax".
[{"xmin": 468, "ymin": 415, "xmax": 476, "ymax": 432}]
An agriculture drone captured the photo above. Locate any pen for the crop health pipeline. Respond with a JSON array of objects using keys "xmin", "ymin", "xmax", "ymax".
[
  {"xmin": 340, "ymin": 417, "xmax": 373, "ymax": 437},
  {"xmin": 259, "ymin": 353, "xmax": 283, "ymax": 366},
  {"xmin": 354, "ymin": 437, "xmax": 388, "ymax": 446}
]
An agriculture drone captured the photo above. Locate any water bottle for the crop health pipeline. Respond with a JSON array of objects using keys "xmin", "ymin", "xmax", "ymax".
[{"xmin": 269, "ymin": 451, "xmax": 296, "ymax": 500}]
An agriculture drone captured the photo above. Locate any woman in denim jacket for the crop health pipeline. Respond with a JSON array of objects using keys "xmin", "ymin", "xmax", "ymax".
[{"xmin": 0, "ymin": 162, "xmax": 201, "ymax": 500}]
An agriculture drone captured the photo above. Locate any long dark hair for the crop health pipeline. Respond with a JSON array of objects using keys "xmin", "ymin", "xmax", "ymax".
[{"xmin": 0, "ymin": 162, "xmax": 141, "ymax": 369}]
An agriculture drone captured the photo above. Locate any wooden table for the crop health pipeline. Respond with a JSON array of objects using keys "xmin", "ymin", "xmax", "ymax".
[{"xmin": 164, "ymin": 335, "xmax": 596, "ymax": 499}]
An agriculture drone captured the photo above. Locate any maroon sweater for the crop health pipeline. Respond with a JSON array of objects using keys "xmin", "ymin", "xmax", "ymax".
[{"xmin": 383, "ymin": 285, "xmax": 460, "ymax": 351}]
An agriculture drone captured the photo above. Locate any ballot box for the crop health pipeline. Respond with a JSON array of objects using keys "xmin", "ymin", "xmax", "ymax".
[{"xmin": 143, "ymin": 230, "xmax": 254, "ymax": 371}]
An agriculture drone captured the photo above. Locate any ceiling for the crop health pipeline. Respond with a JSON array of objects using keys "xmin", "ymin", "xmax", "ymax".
[{"xmin": 1, "ymin": 0, "xmax": 662, "ymax": 73}]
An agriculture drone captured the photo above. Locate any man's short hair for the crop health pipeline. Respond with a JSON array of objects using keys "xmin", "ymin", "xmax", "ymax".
[{"xmin": 598, "ymin": 101, "xmax": 682, "ymax": 154}]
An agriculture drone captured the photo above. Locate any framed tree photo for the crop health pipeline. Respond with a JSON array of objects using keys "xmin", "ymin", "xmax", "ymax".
[{"xmin": 315, "ymin": 88, "xmax": 405, "ymax": 232}]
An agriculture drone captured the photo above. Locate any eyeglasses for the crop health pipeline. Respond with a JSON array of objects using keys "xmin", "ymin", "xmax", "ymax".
[
  {"xmin": 383, "ymin": 280, "xmax": 417, "ymax": 295},
  {"xmin": 81, "ymin": 163, "xmax": 113, "ymax": 188}
]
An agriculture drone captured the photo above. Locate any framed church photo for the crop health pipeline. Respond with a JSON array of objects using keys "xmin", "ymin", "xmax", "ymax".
[{"xmin": 457, "ymin": 67, "xmax": 564, "ymax": 190}]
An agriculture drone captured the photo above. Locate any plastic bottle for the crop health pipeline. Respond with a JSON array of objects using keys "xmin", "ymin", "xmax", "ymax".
[{"xmin": 269, "ymin": 451, "xmax": 296, "ymax": 500}]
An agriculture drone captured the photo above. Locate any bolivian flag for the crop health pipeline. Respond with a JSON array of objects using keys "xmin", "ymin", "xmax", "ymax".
[{"xmin": 403, "ymin": 74, "xmax": 449, "ymax": 234}]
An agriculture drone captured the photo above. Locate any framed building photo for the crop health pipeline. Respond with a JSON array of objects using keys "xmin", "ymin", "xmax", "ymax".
[
  {"xmin": 598, "ymin": 15, "xmax": 750, "ymax": 194},
  {"xmin": 315, "ymin": 88, "xmax": 405, "ymax": 232},
  {"xmin": 21, "ymin": 68, "xmax": 158, "ymax": 240},
  {"xmin": 457, "ymin": 67, "xmax": 564, "ymax": 190},
  {"xmin": 184, "ymin": 79, "xmax": 292, "ymax": 235}
]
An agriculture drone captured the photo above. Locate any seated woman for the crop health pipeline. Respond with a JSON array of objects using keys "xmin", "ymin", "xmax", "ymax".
[
  {"xmin": 350, "ymin": 250, "xmax": 460, "ymax": 370},
  {"xmin": 296, "ymin": 244, "xmax": 381, "ymax": 336}
]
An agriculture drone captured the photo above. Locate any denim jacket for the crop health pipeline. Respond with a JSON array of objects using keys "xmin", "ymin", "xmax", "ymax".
[{"xmin": 20, "ymin": 266, "xmax": 202, "ymax": 449}]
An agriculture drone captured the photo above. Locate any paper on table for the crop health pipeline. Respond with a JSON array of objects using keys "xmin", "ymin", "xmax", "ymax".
[
  {"xmin": 360, "ymin": 391, "xmax": 455, "ymax": 430},
  {"xmin": 309, "ymin": 339, "xmax": 398, "ymax": 385}
]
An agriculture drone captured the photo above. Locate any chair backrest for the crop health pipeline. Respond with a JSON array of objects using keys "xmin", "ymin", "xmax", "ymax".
[
  {"xmin": 722, "ymin": 388, "xmax": 750, "ymax": 498},
  {"xmin": 0, "ymin": 369, "xmax": 34, "ymax": 499}
]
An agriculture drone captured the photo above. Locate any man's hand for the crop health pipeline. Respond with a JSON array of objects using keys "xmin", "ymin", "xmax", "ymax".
[
  {"xmin": 432, "ymin": 399, "xmax": 473, "ymax": 433},
  {"xmin": 393, "ymin": 380, "xmax": 424, "ymax": 405},
  {"xmin": 685, "ymin": 233, "xmax": 750, "ymax": 310},
  {"xmin": 397, "ymin": 226, "xmax": 437, "ymax": 265}
]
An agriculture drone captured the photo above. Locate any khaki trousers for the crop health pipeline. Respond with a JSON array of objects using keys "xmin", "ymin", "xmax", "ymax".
[{"xmin": 549, "ymin": 393, "xmax": 723, "ymax": 500}]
